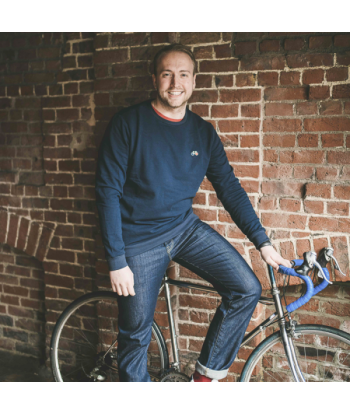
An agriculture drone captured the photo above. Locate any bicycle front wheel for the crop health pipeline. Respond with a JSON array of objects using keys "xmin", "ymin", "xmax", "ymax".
[
  {"xmin": 241, "ymin": 325, "xmax": 350, "ymax": 382},
  {"xmin": 50, "ymin": 291, "xmax": 169, "ymax": 382}
]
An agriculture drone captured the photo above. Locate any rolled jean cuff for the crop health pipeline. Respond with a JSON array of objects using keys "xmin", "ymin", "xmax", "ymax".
[{"xmin": 195, "ymin": 360, "xmax": 228, "ymax": 380}]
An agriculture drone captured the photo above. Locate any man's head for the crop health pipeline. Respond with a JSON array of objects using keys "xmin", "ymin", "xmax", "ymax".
[{"xmin": 152, "ymin": 44, "xmax": 197, "ymax": 110}]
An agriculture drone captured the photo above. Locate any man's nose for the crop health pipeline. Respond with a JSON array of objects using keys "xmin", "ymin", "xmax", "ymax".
[{"xmin": 170, "ymin": 74, "xmax": 181, "ymax": 88}]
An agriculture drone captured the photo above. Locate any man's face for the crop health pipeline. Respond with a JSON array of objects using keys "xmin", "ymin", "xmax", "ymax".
[{"xmin": 152, "ymin": 51, "xmax": 196, "ymax": 109}]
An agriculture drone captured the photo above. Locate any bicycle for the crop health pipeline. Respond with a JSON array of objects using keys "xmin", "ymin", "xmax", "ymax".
[{"xmin": 50, "ymin": 246, "xmax": 350, "ymax": 382}]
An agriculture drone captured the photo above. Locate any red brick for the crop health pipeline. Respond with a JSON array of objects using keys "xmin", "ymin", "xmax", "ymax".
[
  {"xmin": 240, "ymin": 135, "xmax": 259, "ymax": 148},
  {"xmin": 240, "ymin": 52, "xmax": 285, "ymax": 70},
  {"xmin": 234, "ymin": 41, "xmax": 256, "ymax": 55},
  {"xmin": 211, "ymin": 104, "xmax": 238, "ymax": 118},
  {"xmin": 236, "ymin": 73, "xmax": 256, "ymax": 87},
  {"xmin": 258, "ymin": 72, "xmax": 278, "ymax": 86},
  {"xmin": 334, "ymin": 185, "xmax": 350, "ymax": 200},
  {"xmin": 220, "ymin": 89, "xmax": 261, "ymax": 103},
  {"xmin": 316, "ymin": 166, "xmax": 338, "ymax": 181},
  {"xmin": 280, "ymin": 71, "xmax": 301, "ymax": 85},
  {"xmin": 179, "ymin": 295, "xmax": 218, "ymax": 310},
  {"xmin": 333, "ymin": 84, "xmax": 350, "ymax": 99},
  {"xmin": 188, "ymin": 90, "xmax": 218, "ymax": 103},
  {"xmin": 94, "ymin": 49, "xmax": 128, "ymax": 64},
  {"xmin": 302, "ymin": 69, "xmax": 324, "ymax": 85},
  {"xmin": 345, "ymin": 102, "xmax": 350, "ymax": 115},
  {"xmin": 191, "ymin": 105, "xmax": 209, "ymax": 117},
  {"xmin": 226, "ymin": 149, "xmax": 259, "ymax": 163},
  {"xmin": 218, "ymin": 119, "xmax": 260, "ymax": 133},
  {"xmin": 241, "ymin": 104, "xmax": 260, "ymax": 118},
  {"xmin": 195, "ymin": 74, "xmax": 212, "ymax": 88},
  {"xmin": 280, "ymin": 150, "xmax": 325, "ymax": 164},
  {"xmin": 261, "ymin": 181, "xmax": 303, "ymax": 197},
  {"xmin": 95, "ymin": 78, "xmax": 128, "ymax": 91},
  {"xmin": 259, "ymin": 39, "xmax": 280, "ymax": 53},
  {"xmin": 334, "ymin": 35, "xmax": 350, "ymax": 48},
  {"xmin": 263, "ymin": 165, "xmax": 293, "ymax": 179},
  {"xmin": 296, "ymin": 102, "xmax": 318, "ymax": 115},
  {"xmin": 326, "ymin": 67, "xmax": 348, "ymax": 82},
  {"xmin": 215, "ymin": 75, "xmax": 233, "ymax": 88},
  {"xmin": 180, "ymin": 33, "xmax": 221, "ymax": 44},
  {"xmin": 42, "ymin": 96, "xmax": 71, "ymax": 108},
  {"xmin": 337, "ymin": 54, "xmax": 350, "ymax": 66},
  {"xmin": 327, "ymin": 202, "xmax": 349, "ymax": 216},
  {"xmin": 298, "ymin": 133, "xmax": 318, "ymax": 147},
  {"xmin": 309, "ymin": 216, "xmax": 350, "ymax": 233},
  {"xmin": 328, "ymin": 151, "xmax": 350, "ymax": 164},
  {"xmin": 214, "ymin": 44, "xmax": 232, "ymax": 58},
  {"xmin": 309, "ymin": 86, "xmax": 330, "ymax": 100},
  {"xmin": 286, "ymin": 53, "xmax": 333, "ymax": 68},
  {"xmin": 200, "ymin": 59, "xmax": 239, "ymax": 73},
  {"xmin": 265, "ymin": 103, "xmax": 293, "ymax": 116},
  {"xmin": 309, "ymin": 36, "xmax": 332, "ymax": 49},
  {"xmin": 305, "ymin": 183, "xmax": 331, "ymax": 198},
  {"xmin": 112, "ymin": 62, "xmax": 149, "ymax": 77},
  {"xmin": 284, "ymin": 38, "xmax": 305, "ymax": 51},
  {"xmin": 57, "ymin": 109, "xmax": 79, "ymax": 121},
  {"xmin": 94, "ymin": 34, "xmax": 109, "ymax": 49},
  {"xmin": 321, "ymin": 133, "xmax": 343, "ymax": 147},
  {"xmin": 319, "ymin": 101, "xmax": 342, "ymax": 115},
  {"xmin": 264, "ymin": 87, "xmax": 307, "ymax": 101},
  {"xmin": 263, "ymin": 118, "xmax": 302, "ymax": 133},
  {"xmin": 261, "ymin": 212, "xmax": 307, "ymax": 229},
  {"xmin": 323, "ymin": 301, "xmax": 350, "ymax": 317},
  {"xmin": 304, "ymin": 200, "xmax": 324, "ymax": 214},
  {"xmin": 263, "ymin": 134, "xmax": 295, "ymax": 147},
  {"xmin": 304, "ymin": 117, "xmax": 350, "ymax": 132}
]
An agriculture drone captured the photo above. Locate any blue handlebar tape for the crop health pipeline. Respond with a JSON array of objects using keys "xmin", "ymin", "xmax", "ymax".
[
  {"xmin": 313, "ymin": 267, "xmax": 330, "ymax": 296},
  {"xmin": 277, "ymin": 261, "xmax": 330, "ymax": 313},
  {"xmin": 279, "ymin": 266, "xmax": 314, "ymax": 313}
]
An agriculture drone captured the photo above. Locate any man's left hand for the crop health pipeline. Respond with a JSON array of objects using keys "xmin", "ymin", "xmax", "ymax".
[{"xmin": 259, "ymin": 245, "xmax": 292, "ymax": 271}]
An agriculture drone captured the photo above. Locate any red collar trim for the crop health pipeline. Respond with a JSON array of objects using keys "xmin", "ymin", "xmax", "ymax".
[{"xmin": 152, "ymin": 104, "xmax": 184, "ymax": 122}]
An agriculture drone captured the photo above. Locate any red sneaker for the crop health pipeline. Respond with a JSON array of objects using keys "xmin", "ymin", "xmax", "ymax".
[{"xmin": 190, "ymin": 370, "xmax": 218, "ymax": 382}]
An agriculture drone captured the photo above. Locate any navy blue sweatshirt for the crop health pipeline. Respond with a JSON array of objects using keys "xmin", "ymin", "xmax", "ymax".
[{"xmin": 95, "ymin": 100, "xmax": 269, "ymax": 271}]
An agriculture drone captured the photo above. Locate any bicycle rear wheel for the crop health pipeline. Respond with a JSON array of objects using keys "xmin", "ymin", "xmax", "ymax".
[
  {"xmin": 50, "ymin": 291, "xmax": 169, "ymax": 382},
  {"xmin": 240, "ymin": 325, "xmax": 350, "ymax": 382}
]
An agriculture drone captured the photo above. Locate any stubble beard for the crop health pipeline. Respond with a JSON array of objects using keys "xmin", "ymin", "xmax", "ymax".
[{"xmin": 156, "ymin": 89, "xmax": 192, "ymax": 110}]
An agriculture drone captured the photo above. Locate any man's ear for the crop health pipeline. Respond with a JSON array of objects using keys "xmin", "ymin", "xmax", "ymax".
[
  {"xmin": 193, "ymin": 73, "xmax": 196, "ymax": 89},
  {"xmin": 152, "ymin": 74, "xmax": 157, "ymax": 90}
]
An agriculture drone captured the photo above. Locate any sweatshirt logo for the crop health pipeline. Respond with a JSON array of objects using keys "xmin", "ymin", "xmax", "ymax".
[{"xmin": 191, "ymin": 151, "xmax": 199, "ymax": 156}]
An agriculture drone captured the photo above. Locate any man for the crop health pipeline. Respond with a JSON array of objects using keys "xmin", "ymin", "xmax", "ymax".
[{"xmin": 95, "ymin": 43, "xmax": 291, "ymax": 382}]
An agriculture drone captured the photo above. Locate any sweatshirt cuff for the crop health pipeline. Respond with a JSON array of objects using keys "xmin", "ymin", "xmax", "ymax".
[
  {"xmin": 249, "ymin": 231, "xmax": 271, "ymax": 250},
  {"xmin": 107, "ymin": 255, "xmax": 128, "ymax": 271}
]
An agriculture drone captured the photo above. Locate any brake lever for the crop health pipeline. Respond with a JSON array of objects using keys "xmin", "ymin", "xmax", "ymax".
[
  {"xmin": 329, "ymin": 254, "xmax": 346, "ymax": 276},
  {"xmin": 314, "ymin": 260, "xmax": 333, "ymax": 285}
]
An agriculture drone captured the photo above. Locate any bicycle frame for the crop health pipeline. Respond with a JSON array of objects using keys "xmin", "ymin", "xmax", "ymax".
[{"xmin": 159, "ymin": 263, "xmax": 305, "ymax": 381}]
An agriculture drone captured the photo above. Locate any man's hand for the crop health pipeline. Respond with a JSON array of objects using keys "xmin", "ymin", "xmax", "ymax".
[
  {"xmin": 259, "ymin": 245, "xmax": 292, "ymax": 271},
  {"xmin": 110, "ymin": 266, "xmax": 135, "ymax": 296}
]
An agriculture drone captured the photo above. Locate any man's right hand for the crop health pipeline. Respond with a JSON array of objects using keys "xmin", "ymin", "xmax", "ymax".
[{"xmin": 110, "ymin": 266, "xmax": 135, "ymax": 296}]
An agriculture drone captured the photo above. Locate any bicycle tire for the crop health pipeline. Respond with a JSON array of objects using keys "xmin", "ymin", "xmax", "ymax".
[
  {"xmin": 50, "ymin": 291, "xmax": 169, "ymax": 382},
  {"xmin": 240, "ymin": 324, "xmax": 350, "ymax": 382}
]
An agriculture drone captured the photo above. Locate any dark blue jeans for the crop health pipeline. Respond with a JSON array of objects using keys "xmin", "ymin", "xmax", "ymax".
[{"xmin": 116, "ymin": 219, "xmax": 262, "ymax": 381}]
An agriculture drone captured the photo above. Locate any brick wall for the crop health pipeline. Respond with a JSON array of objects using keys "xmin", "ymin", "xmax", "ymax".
[{"xmin": 0, "ymin": 33, "xmax": 349, "ymax": 379}]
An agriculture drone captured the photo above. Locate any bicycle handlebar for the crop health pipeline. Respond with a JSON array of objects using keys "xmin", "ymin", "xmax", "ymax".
[
  {"xmin": 278, "ymin": 265, "xmax": 315, "ymax": 312},
  {"xmin": 276, "ymin": 247, "xmax": 344, "ymax": 313},
  {"xmin": 278, "ymin": 260, "xmax": 331, "ymax": 313}
]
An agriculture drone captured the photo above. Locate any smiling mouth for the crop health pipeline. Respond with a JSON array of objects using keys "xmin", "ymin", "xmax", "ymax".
[{"xmin": 168, "ymin": 91, "xmax": 184, "ymax": 96}]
